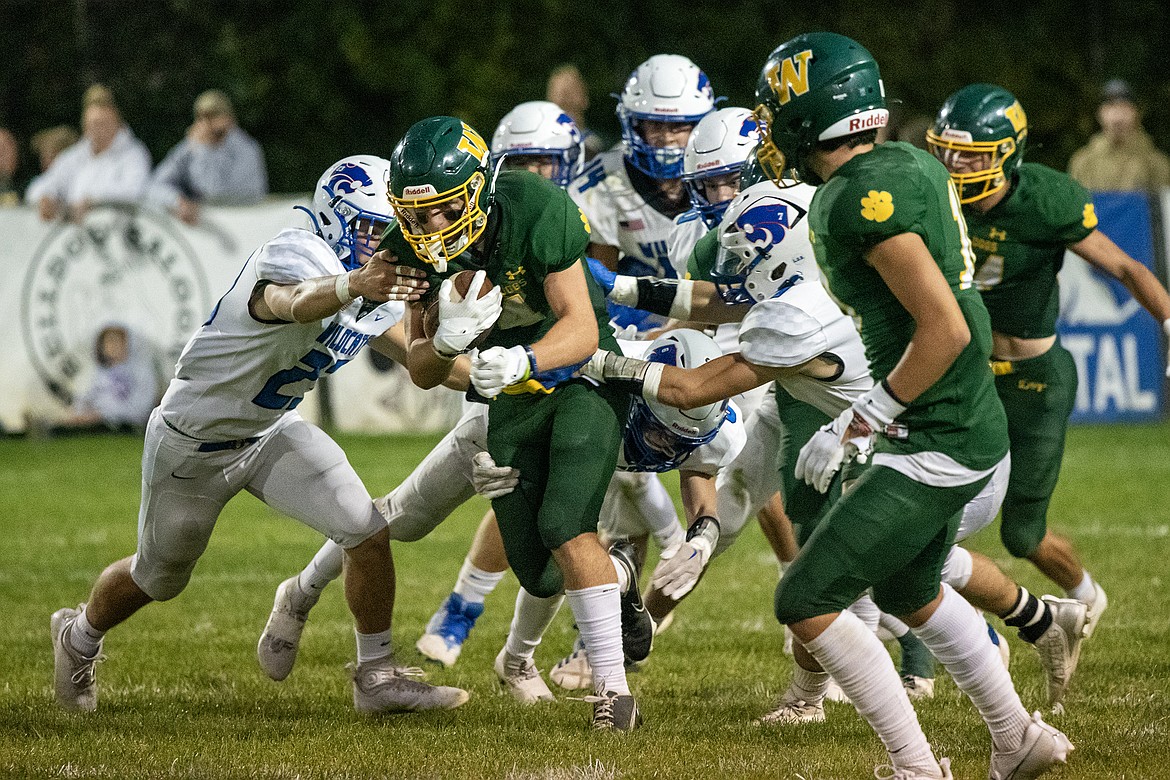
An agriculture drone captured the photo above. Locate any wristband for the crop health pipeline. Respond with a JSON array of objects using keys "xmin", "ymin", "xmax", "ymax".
[
  {"xmin": 855, "ymin": 380, "xmax": 908, "ymax": 428},
  {"xmin": 523, "ymin": 345, "xmax": 538, "ymax": 377},
  {"xmin": 668, "ymin": 279, "xmax": 695, "ymax": 320},
  {"xmin": 335, "ymin": 272, "xmax": 355, "ymax": 306},
  {"xmin": 641, "ymin": 362, "xmax": 665, "ymax": 403}
]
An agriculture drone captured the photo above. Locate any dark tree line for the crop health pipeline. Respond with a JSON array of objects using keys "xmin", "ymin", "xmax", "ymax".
[{"xmin": 3, "ymin": 0, "xmax": 1168, "ymax": 192}]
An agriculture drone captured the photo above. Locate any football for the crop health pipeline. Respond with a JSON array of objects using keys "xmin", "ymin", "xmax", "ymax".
[{"xmin": 422, "ymin": 269, "xmax": 496, "ymax": 348}]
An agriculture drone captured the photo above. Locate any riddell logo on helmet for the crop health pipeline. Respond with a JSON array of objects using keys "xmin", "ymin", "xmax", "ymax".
[
  {"xmin": 402, "ymin": 185, "xmax": 437, "ymax": 197},
  {"xmin": 848, "ymin": 113, "xmax": 887, "ymax": 132}
]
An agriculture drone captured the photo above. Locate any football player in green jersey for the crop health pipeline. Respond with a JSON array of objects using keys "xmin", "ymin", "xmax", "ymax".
[
  {"xmin": 383, "ymin": 116, "xmax": 639, "ymax": 730},
  {"xmin": 928, "ymin": 84, "xmax": 1170, "ymax": 639},
  {"xmin": 749, "ymin": 33, "xmax": 1071, "ymax": 779}
]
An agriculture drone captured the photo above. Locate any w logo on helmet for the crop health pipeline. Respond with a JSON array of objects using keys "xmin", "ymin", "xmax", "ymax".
[
  {"xmin": 765, "ymin": 50, "xmax": 813, "ymax": 105},
  {"xmin": 738, "ymin": 202, "xmax": 795, "ymax": 248},
  {"xmin": 457, "ymin": 123, "xmax": 490, "ymax": 164},
  {"xmin": 739, "ymin": 117, "xmax": 759, "ymax": 137},
  {"xmin": 556, "ymin": 112, "xmax": 583, "ymax": 143},
  {"xmin": 329, "ymin": 163, "xmax": 374, "ymax": 194}
]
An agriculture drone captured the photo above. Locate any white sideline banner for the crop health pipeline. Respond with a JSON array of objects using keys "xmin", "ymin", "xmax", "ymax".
[{"xmin": 1, "ymin": 201, "xmax": 461, "ymax": 434}]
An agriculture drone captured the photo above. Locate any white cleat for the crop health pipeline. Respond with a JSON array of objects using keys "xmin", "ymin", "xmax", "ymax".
[
  {"xmin": 1081, "ymin": 582, "xmax": 1108, "ymax": 639},
  {"xmin": 1033, "ymin": 596, "xmax": 1088, "ymax": 707},
  {"xmin": 494, "ymin": 649, "xmax": 554, "ymax": 704},
  {"xmin": 51, "ymin": 605, "xmax": 103, "ymax": 712},
  {"xmin": 874, "ymin": 757, "xmax": 953, "ymax": 779},
  {"xmin": 351, "ymin": 657, "xmax": 469, "ymax": 713},
  {"xmin": 257, "ymin": 577, "xmax": 314, "ymax": 681},
  {"xmin": 754, "ymin": 691, "xmax": 825, "ymax": 725},
  {"xmin": 825, "ymin": 677, "xmax": 850, "ymax": 703},
  {"xmin": 549, "ymin": 642, "xmax": 593, "ymax": 690},
  {"xmin": 902, "ymin": 675, "xmax": 935, "ymax": 700},
  {"xmin": 989, "ymin": 711, "xmax": 1073, "ymax": 779}
]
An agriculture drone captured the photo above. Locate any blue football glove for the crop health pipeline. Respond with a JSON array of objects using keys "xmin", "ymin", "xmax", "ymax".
[{"xmin": 586, "ymin": 256, "xmax": 617, "ymax": 296}]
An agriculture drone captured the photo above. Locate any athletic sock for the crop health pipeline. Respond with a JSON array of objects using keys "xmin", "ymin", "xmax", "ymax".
[
  {"xmin": 804, "ymin": 610, "xmax": 939, "ymax": 776},
  {"xmin": 566, "ymin": 583, "xmax": 628, "ymax": 695},
  {"xmin": 504, "ymin": 589, "xmax": 564, "ymax": 660},
  {"xmin": 913, "ymin": 584, "xmax": 1030, "ymax": 752},
  {"xmin": 1066, "ymin": 570, "xmax": 1098, "ymax": 605},
  {"xmin": 608, "ymin": 553, "xmax": 631, "ymax": 594},
  {"xmin": 897, "ymin": 631, "xmax": 936, "ymax": 680},
  {"xmin": 69, "ymin": 608, "xmax": 106, "ymax": 658},
  {"xmin": 1000, "ymin": 586, "xmax": 1052, "ymax": 644},
  {"xmin": 355, "ymin": 628, "xmax": 393, "ymax": 664},
  {"xmin": 296, "ymin": 540, "xmax": 343, "ymax": 609},
  {"xmin": 790, "ymin": 661, "xmax": 830, "ymax": 704},
  {"xmin": 848, "ymin": 592, "xmax": 881, "ymax": 632},
  {"xmin": 628, "ymin": 473, "xmax": 678, "ymax": 535},
  {"xmin": 452, "ymin": 558, "xmax": 506, "ymax": 605},
  {"xmin": 879, "ymin": 611, "xmax": 911, "ymax": 639}
]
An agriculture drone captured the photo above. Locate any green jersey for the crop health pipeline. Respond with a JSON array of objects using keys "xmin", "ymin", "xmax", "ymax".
[
  {"xmin": 687, "ymin": 227, "xmax": 719, "ymax": 280},
  {"xmin": 964, "ymin": 163, "xmax": 1097, "ymax": 339},
  {"xmin": 382, "ymin": 170, "xmax": 616, "ymax": 355},
  {"xmin": 809, "ymin": 142, "xmax": 1007, "ymax": 470}
]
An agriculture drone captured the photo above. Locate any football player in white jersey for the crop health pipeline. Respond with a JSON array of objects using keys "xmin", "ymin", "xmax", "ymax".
[
  {"xmin": 566, "ymin": 54, "xmax": 716, "ymax": 597},
  {"xmin": 50, "ymin": 156, "xmax": 470, "ymax": 716},
  {"xmin": 587, "ymin": 182, "xmax": 1090, "ymax": 720}
]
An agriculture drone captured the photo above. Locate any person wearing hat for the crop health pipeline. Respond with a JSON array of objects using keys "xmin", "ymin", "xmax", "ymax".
[
  {"xmin": 1068, "ymin": 79, "xmax": 1170, "ymax": 191},
  {"xmin": 147, "ymin": 89, "xmax": 268, "ymax": 224}
]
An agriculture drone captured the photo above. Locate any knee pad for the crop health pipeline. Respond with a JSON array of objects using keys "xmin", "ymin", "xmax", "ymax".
[
  {"xmin": 941, "ymin": 545, "xmax": 974, "ymax": 590},
  {"xmin": 130, "ymin": 555, "xmax": 192, "ymax": 602}
]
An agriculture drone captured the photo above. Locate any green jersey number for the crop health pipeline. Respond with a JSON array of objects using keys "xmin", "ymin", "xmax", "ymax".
[{"xmin": 947, "ymin": 181, "xmax": 977, "ymax": 290}]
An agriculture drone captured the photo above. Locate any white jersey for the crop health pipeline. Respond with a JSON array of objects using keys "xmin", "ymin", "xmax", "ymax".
[
  {"xmin": 738, "ymin": 281, "xmax": 872, "ymax": 417},
  {"xmin": 570, "ymin": 149, "xmax": 704, "ymax": 280},
  {"xmin": 160, "ymin": 228, "xmax": 404, "ymax": 440}
]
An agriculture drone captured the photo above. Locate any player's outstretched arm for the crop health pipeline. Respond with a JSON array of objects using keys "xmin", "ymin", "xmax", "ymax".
[
  {"xmin": 586, "ymin": 349, "xmax": 778, "ymax": 410},
  {"xmin": 255, "ymin": 258, "xmax": 429, "ymax": 324},
  {"xmin": 1071, "ymin": 230, "xmax": 1170, "ymax": 374},
  {"xmin": 598, "ymin": 267, "xmax": 750, "ymax": 325}
]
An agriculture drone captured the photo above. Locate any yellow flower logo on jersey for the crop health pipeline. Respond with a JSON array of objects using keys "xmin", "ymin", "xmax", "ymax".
[
  {"xmin": 579, "ymin": 208, "xmax": 592, "ymax": 235},
  {"xmin": 861, "ymin": 190, "xmax": 894, "ymax": 222},
  {"xmin": 1082, "ymin": 203, "xmax": 1098, "ymax": 229}
]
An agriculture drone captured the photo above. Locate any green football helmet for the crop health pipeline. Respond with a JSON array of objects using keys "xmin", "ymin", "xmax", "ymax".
[
  {"xmin": 753, "ymin": 32, "xmax": 887, "ymax": 184},
  {"xmin": 389, "ymin": 116, "xmax": 495, "ymax": 272},
  {"xmin": 927, "ymin": 84, "xmax": 1028, "ymax": 205}
]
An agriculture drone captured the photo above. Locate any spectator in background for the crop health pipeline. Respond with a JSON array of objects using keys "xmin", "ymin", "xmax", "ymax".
[
  {"xmin": 28, "ymin": 323, "xmax": 160, "ymax": 436},
  {"xmin": 0, "ymin": 128, "xmax": 19, "ymax": 205},
  {"xmin": 25, "ymin": 125, "xmax": 80, "ymax": 204},
  {"xmin": 26, "ymin": 85, "xmax": 151, "ymax": 222},
  {"xmin": 1068, "ymin": 79, "xmax": 1170, "ymax": 191},
  {"xmin": 147, "ymin": 89, "xmax": 268, "ymax": 225},
  {"xmin": 546, "ymin": 64, "xmax": 606, "ymax": 159}
]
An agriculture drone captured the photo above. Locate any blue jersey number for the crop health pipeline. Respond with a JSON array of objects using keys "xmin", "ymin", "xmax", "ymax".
[{"xmin": 253, "ymin": 349, "xmax": 347, "ymax": 410}]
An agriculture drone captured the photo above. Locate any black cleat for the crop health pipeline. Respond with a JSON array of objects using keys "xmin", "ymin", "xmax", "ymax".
[{"xmin": 610, "ymin": 542, "xmax": 656, "ymax": 663}]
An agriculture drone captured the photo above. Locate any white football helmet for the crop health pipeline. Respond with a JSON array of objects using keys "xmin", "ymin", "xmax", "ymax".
[
  {"xmin": 624, "ymin": 329, "xmax": 728, "ymax": 472},
  {"xmin": 617, "ymin": 54, "xmax": 716, "ymax": 180},
  {"xmin": 301, "ymin": 155, "xmax": 394, "ymax": 270},
  {"xmin": 683, "ymin": 107, "xmax": 761, "ymax": 227},
  {"xmin": 712, "ymin": 181, "xmax": 817, "ymax": 305},
  {"xmin": 491, "ymin": 100, "xmax": 585, "ymax": 188}
]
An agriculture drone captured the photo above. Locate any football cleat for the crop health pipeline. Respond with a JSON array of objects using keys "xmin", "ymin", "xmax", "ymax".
[
  {"xmin": 1082, "ymin": 581, "xmax": 1108, "ymax": 639},
  {"xmin": 824, "ymin": 677, "xmax": 850, "ymax": 703},
  {"xmin": 610, "ymin": 542, "xmax": 656, "ymax": 663},
  {"xmin": 902, "ymin": 675, "xmax": 935, "ymax": 700},
  {"xmin": 494, "ymin": 648, "xmax": 554, "ymax": 705},
  {"xmin": 257, "ymin": 576, "xmax": 316, "ymax": 681},
  {"xmin": 549, "ymin": 639, "xmax": 593, "ymax": 690},
  {"xmin": 351, "ymin": 658, "xmax": 469, "ymax": 713},
  {"xmin": 989, "ymin": 711, "xmax": 1073, "ymax": 779},
  {"xmin": 1033, "ymin": 596, "xmax": 1088, "ymax": 707},
  {"xmin": 582, "ymin": 690, "xmax": 642, "ymax": 731},
  {"xmin": 416, "ymin": 593, "xmax": 484, "ymax": 668},
  {"xmin": 51, "ymin": 605, "xmax": 103, "ymax": 712},
  {"xmin": 873, "ymin": 758, "xmax": 953, "ymax": 779},
  {"xmin": 754, "ymin": 692, "xmax": 825, "ymax": 725}
]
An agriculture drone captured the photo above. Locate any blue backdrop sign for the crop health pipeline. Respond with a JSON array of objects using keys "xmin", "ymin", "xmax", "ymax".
[{"xmin": 1057, "ymin": 191, "xmax": 1165, "ymax": 423}]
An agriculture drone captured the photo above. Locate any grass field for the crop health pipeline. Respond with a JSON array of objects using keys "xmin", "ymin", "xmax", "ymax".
[{"xmin": 2, "ymin": 423, "xmax": 1169, "ymax": 779}]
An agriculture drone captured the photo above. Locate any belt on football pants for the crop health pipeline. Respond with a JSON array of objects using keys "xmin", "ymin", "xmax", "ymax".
[{"xmin": 163, "ymin": 417, "xmax": 261, "ymax": 452}]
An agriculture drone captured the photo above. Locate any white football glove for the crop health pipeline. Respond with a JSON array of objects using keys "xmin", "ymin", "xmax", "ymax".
[
  {"xmin": 470, "ymin": 451, "xmax": 520, "ymax": 499},
  {"xmin": 795, "ymin": 381, "xmax": 907, "ymax": 493},
  {"xmin": 651, "ymin": 538, "xmax": 713, "ymax": 601},
  {"xmin": 471, "ymin": 345, "xmax": 531, "ymax": 398},
  {"xmin": 432, "ymin": 270, "xmax": 503, "ymax": 357}
]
